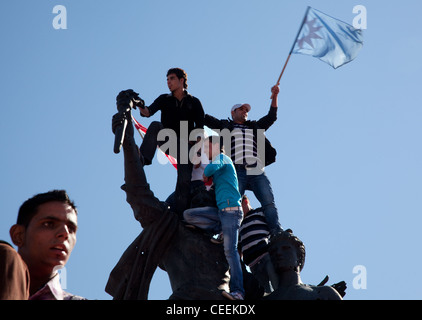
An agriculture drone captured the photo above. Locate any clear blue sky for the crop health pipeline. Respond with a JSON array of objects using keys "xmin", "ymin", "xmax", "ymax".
[{"xmin": 1, "ymin": 0, "xmax": 421, "ymax": 300}]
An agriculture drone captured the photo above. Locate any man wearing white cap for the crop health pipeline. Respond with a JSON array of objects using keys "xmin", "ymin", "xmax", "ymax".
[{"xmin": 204, "ymin": 85, "xmax": 282, "ymax": 236}]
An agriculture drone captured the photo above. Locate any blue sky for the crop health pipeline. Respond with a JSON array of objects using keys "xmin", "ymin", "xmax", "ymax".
[{"xmin": 0, "ymin": 0, "xmax": 421, "ymax": 300}]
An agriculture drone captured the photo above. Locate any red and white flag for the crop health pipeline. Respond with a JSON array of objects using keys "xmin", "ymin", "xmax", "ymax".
[{"xmin": 131, "ymin": 115, "xmax": 178, "ymax": 170}]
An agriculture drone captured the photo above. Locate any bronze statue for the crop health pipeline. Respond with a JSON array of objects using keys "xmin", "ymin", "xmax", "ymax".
[
  {"xmin": 106, "ymin": 91, "xmax": 346, "ymax": 300},
  {"xmin": 106, "ymin": 106, "xmax": 230, "ymax": 299},
  {"xmin": 265, "ymin": 230, "xmax": 345, "ymax": 300}
]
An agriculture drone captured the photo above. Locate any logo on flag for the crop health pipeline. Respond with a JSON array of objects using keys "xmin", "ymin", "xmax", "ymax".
[{"xmin": 292, "ymin": 7, "xmax": 364, "ymax": 69}]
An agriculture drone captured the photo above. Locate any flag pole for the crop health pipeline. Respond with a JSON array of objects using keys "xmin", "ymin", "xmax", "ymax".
[
  {"xmin": 275, "ymin": 54, "xmax": 292, "ymax": 87},
  {"xmin": 272, "ymin": 6, "xmax": 311, "ymax": 94}
]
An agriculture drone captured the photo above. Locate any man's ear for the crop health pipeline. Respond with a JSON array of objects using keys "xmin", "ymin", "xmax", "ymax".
[{"xmin": 9, "ymin": 224, "xmax": 26, "ymax": 248}]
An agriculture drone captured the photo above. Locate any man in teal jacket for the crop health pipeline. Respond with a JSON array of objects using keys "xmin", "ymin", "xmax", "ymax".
[{"xmin": 203, "ymin": 136, "xmax": 244, "ymax": 300}]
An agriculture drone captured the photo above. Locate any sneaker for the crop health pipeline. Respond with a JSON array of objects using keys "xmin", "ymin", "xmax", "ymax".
[
  {"xmin": 222, "ymin": 291, "xmax": 244, "ymax": 300},
  {"xmin": 210, "ymin": 232, "xmax": 223, "ymax": 244}
]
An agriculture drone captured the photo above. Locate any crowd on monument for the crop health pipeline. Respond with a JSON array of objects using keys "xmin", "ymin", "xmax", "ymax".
[
  {"xmin": 132, "ymin": 67, "xmax": 283, "ymax": 300},
  {"xmin": 1, "ymin": 68, "xmax": 345, "ymax": 301}
]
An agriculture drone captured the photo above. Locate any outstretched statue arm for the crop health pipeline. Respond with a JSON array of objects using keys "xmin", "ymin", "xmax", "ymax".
[
  {"xmin": 331, "ymin": 281, "xmax": 347, "ymax": 298},
  {"xmin": 112, "ymin": 109, "xmax": 167, "ymax": 228}
]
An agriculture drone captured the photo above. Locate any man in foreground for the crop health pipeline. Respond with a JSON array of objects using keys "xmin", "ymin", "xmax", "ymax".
[{"xmin": 0, "ymin": 190, "xmax": 85, "ymax": 300}]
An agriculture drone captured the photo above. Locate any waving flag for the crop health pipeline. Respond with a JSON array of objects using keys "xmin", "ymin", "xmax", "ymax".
[
  {"xmin": 131, "ymin": 115, "xmax": 178, "ymax": 169},
  {"xmin": 292, "ymin": 7, "xmax": 364, "ymax": 69}
]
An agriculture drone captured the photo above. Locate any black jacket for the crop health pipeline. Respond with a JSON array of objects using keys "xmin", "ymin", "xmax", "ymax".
[{"xmin": 145, "ymin": 92, "xmax": 204, "ymax": 136}]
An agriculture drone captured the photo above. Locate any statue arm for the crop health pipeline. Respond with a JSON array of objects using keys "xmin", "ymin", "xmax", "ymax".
[
  {"xmin": 113, "ymin": 112, "xmax": 166, "ymax": 228},
  {"xmin": 318, "ymin": 285, "xmax": 343, "ymax": 300},
  {"xmin": 331, "ymin": 280, "xmax": 347, "ymax": 298}
]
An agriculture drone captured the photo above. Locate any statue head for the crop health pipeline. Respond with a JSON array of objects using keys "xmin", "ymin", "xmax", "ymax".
[{"xmin": 268, "ymin": 229, "xmax": 306, "ymax": 273}]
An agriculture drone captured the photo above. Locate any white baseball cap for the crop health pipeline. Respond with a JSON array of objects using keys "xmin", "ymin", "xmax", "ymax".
[{"xmin": 231, "ymin": 103, "xmax": 251, "ymax": 112}]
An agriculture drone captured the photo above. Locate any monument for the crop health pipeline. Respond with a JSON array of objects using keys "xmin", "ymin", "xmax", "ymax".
[{"xmin": 106, "ymin": 90, "xmax": 346, "ymax": 300}]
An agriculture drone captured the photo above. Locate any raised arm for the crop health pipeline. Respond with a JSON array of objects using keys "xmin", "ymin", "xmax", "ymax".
[
  {"xmin": 256, "ymin": 85, "xmax": 280, "ymax": 130},
  {"xmin": 112, "ymin": 111, "xmax": 166, "ymax": 228},
  {"xmin": 270, "ymin": 85, "xmax": 279, "ymax": 108}
]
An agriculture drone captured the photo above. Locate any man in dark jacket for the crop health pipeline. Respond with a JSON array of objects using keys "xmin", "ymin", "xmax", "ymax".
[
  {"xmin": 139, "ymin": 68, "xmax": 204, "ymax": 216},
  {"xmin": 204, "ymin": 85, "xmax": 282, "ymax": 236}
]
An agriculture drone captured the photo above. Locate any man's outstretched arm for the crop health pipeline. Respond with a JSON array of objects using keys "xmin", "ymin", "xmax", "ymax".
[{"xmin": 256, "ymin": 85, "xmax": 280, "ymax": 130}]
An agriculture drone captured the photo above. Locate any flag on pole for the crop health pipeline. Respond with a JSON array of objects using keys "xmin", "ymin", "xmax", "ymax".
[
  {"xmin": 131, "ymin": 115, "xmax": 178, "ymax": 169},
  {"xmin": 291, "ymin": 7, "xmax": 364, "ymax": 69}
]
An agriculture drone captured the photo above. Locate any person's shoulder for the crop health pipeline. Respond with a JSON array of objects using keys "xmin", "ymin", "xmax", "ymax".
[
  {"xmin": 188, "ymin": 94, "xmax": 203, "ymax": 105},
  {"xmin": 221, "ymin": 153, "xmax": 233, "ymax": 163},
  {"xmin": 0, "ymin": 240, "xmax": 26, "ymax": 268},
  {"xmin": 150, "ymin": 93, "xmax": 170, "ymax": 106},
  {"xmin": 305, "ymin": 284, "xmax": 343, "ymax": 300},
  {"xmin": 0, "ymin": 240, "xmax": 13, "ymax": 247},
  {"xmin": 318, "ymin": 285, "xmax": 343, "ymax": 300},
  {"xmin": 157, "ymin": 93, "xmax": 170, "ymax": 99},
  {"xmin": 0, "ymin": 241, "xmax": 15, "ymax": 254}
]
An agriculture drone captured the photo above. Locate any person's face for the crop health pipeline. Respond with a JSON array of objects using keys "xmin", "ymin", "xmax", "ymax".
[
  {"xmin": 167, "ymin": 73, "xmax": 184, "ymax": 93},
  {"xmin": 270, "ymin": 238, "xmax": 299, "ymax": 272},
  {"xmin": 231, "ymin": 105, "xmax": 249, "ymax": 124},
  {"xmin": 15, "ymin": 201, "xmax": 78, "ymax": 274}
]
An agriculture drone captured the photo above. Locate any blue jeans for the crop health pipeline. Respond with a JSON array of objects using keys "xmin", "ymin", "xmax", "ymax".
[
  {"xmin": 183, "ymin": 206, "xmax": 221, "ymax": 234},
  {"xmin": 218, "ymin": 208, "xmax": 244, "ymax": 295},
  {"xmin": 235, "ymin": 166, "xmax": 282, "ymax": 235}
]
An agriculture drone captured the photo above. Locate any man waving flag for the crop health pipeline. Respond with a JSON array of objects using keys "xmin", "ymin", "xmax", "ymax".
[{"xmin": 292, "ymin": 7, "xmax": 364, "ymax": 69}]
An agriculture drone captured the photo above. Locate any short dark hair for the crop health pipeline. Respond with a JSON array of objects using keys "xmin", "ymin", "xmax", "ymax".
[
  {"xmin": 17, "ymin": 190, "xmax": 77, "ymax": 227},
  {"xmin": 167, "ymin": 68, "xmax": 188, "ymax": 89}
]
